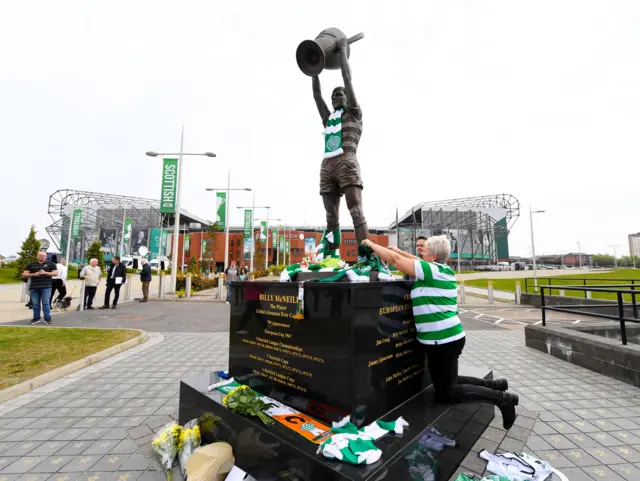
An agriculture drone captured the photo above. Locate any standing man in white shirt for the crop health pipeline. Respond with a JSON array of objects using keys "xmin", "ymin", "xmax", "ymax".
[{"xmin": 50, "ymin": 258, "xmax": 68, "ymax": 308}]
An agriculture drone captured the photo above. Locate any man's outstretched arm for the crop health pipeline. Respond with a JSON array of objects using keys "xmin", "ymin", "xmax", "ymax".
[
  {"xmin": 338, "ymin": 38, "xmax": 358, "ymax": 109},
  {"xmin": 363, "ymin": 240, "xmax": 416, "ymax": 277},
  {"xmin": 312, "ymin": 76, "xmax": 330, "ymax": 124},
  {"xmin": 389, "ymin": 246, "xmax": 420, "ymax": 261}
]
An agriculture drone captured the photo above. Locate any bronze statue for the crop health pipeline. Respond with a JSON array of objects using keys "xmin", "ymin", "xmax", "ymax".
[{"xmin": 297, "ymin": 28, "xmax": 369, "ymax": 247}]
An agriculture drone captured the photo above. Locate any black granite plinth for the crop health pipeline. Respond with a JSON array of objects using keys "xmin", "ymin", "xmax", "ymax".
[
  {"xmin": 179, "ymin": 367, "xmax": 494, "ymax": 481},
  {"xmin": 230, "ymin": 281, "xmax": 428, "ymax": 426}
]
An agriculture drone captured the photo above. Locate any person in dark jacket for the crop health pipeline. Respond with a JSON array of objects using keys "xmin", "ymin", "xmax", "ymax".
[
  {"xmin": 100, "ymin": 256, "xmax": 127, "ymax": 309},
  {"xmin": 139, "ymin": 259, "xmax": 152, "ymax": 302}
]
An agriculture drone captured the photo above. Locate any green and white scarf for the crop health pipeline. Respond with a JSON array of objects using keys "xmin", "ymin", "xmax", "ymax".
[
  {"xmin": 317, "ymin": 416, "xmax": 409, "ymax": 465},
  {"xmin": 324, "ymin": 109, "xmax": 344, "ymax": 159},
  {"xmin": 314, "ymin": 228, "xmax": 341, "ymax": 261}
]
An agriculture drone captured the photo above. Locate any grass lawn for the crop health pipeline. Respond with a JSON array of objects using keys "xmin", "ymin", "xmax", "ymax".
[
  {"xmin": 464, "ymin": 269, "xmax": 640, "ymax": 301},
  {"xmin": 0, "ymin": 327, "xmax": 139, "ymax": 390},
  {"xmin": 0, "ymin": 268, "xmax": 21, "ymax": 284}
]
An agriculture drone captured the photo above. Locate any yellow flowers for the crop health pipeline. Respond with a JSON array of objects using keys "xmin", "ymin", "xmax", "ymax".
[
  {"xmin": 152, "ymin": 423, "xmax": 182, "ymax": 481},
  {"xmin": 178, "ymin": 420, "xmax": 202, "ymax": 475}
]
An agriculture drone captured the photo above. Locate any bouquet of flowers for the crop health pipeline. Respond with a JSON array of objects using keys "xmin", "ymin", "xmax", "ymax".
[
  {"xmin": 222, "ymin": 385, "xmax": 274, "ymax": 427},
  {"xmin": 152, "ymin": 422, "xmax": 182, "ymax": 481},
  {"xmin": 178, "ymin": 419, "xmax": 201, "ymax": 476}
]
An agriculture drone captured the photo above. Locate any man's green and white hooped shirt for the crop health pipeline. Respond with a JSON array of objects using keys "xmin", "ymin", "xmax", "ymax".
[{"xmin": 411, "ymin": 260, "xmax": 465, "ymax": 345}]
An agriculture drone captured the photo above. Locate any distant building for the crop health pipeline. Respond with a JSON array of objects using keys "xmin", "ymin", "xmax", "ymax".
[
  {"xmin": 537, "ymin": 253, "xmax": 592, "ymax": 267},
  {"xmin": 629, "ymin": 233, "xmax": 640, "ymax": 258}
]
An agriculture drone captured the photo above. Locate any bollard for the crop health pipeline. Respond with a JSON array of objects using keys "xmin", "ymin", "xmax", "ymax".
[
  {"xmin": 185, "ymin": 273, "xmax": 192, "ymax": 299},
  {"xmin": 159, "ymin": 271, "xmax": 165, "ymax": 299},
  {"xmin": 515, "ymin": 281, "xmax": 521, "ymax": 305},
  {"xmin": 586, "ymin": 290, "xmax": 592, "ymax": 299},
  {"xmin": 459, "ymin": 282, "xmax": 466, "ymax": 304},
  {"xmin": 78, "ymin": 280, "xmax": 85, "ymax": 312},
  {"xmin": 22, "ymin": 281, "xmax": 30, "ymax": 303},
  {"xmin": 125, "ymin": 274, "xmax": 132, "ymax": 301},
  {"xmin": 559, "ymin": 289, "xmax": 565, "ymax": 297},
  {"xmin": 217, "ymin": 275, "xmax": 224, "ymax": 300},
  {"xmin": 488, "ymin": 281, "xmax": 494, "ymax": 305}
]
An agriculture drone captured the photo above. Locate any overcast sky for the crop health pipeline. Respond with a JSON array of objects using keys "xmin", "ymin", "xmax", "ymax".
[{"xmin": 1, "ymin": 1, "xmax": 638, "ymax": 258}]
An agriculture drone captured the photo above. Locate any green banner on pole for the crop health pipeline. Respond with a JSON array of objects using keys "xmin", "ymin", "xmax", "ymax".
[
  {"xmin": 244, "ymin": 210, "xmax": 252, "ymax": 236},
  {"xmin": 185, "ymin": 235, "xmax": 191, "ymax": 252},
  {"xmin": 123, "ymin": 219, "xmax": 133, "ymax": 244},
  {"xmin": 202, "ymin": 240, "xmax": 207, "ymax": 252},
  {"xmin": 279, "ymin": 235, "xmax": 284, "ymax": 251},
  {"xmin": 160, "ymin": 158, "xmax": 178, "ymax": 213},
  {"xmin": 272, "ymin": 230, "xmax": 277, "ymax": 244},
  {"xmin": 260, "ymin": 221, "xmax": 267, "ymax": 243},
  {"xmin": 215, "ymin": 192, "xmax": 226, "ymax": 229},
  {"xmin": 71, "ymin": 209, "xmax": 83, "ymax": 239},
  {"xmin": 285, "ymin": 240, "xmax": 290, "ymax": 251}
]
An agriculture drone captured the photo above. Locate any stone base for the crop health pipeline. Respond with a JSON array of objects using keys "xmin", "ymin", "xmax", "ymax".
[{"xmin": 179, "ymin": 366, "xmax": 494, "ymax": 481}]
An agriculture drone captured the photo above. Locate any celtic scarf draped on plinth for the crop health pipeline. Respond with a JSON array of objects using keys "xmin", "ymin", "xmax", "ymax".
[{"xmin": 324, "ymin": 109, "xmax": 344, "ymax": 159}]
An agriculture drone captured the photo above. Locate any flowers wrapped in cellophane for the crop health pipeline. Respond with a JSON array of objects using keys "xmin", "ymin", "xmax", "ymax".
[
  {"xmin": 178, "ymin": 418, "xmax": 201, "ymax": 476},
  {"xmin": 222, "ymin": 385, "xmax": 274, "ymax": 427},
  {"xmin": 152, "ymin": 422, "xmax": 182, "ymax": 481}
]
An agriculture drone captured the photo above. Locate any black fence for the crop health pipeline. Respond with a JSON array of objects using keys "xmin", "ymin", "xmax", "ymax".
[
  {"xmin": 525, "ymin": 277, "xmax": 638, "ymax": 297},
  {"xmin": 540, "ymin": 284, "xmax": 640, "ymax": 345}
]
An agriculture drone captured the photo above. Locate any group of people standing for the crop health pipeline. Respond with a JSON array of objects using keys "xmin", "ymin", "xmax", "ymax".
[
  {"xmin": 23, "ymin": 255, "xmax": 154, "ymax": 324},
  {"xmin": 223, "ymin": 261, "xmax": 248, "ymax": 303}
]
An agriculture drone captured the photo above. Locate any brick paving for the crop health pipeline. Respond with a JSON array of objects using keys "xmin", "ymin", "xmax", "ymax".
[{"xmin": 2, "ymin": 302, "xmax": 640, "ymax": 480}]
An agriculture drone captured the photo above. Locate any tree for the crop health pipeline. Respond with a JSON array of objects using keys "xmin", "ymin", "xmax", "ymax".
[
  {"xmin": 188, "ymin": 256, "xmax": 198, "ymax": 274},
  {"xmin": 86, "ymin": 240, "xmax": 105, "ymax": 270},
  {"xmin": 592, "ymin": 254, "xmax": 615, "ymax": 268},
  {"xmin": 15, "ymin": 225, "xmax": 42, "ymax": 279},
  {"xmin": 207, "ymin": 224, "xmax": 223, "ymax": 265}
]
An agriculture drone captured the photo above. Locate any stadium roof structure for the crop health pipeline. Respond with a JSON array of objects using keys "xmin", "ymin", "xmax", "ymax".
[
  {"xmin": 45, "ymin": 189, "xmax": 210, "ymax": 250},
  {"xmin": 389, "ymin": 194, "xmax": 520, "ymax": 231}
]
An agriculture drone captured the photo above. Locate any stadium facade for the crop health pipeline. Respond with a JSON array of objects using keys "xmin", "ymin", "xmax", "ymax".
[
  {"xmin": 45, "ymin": 189, "xmax": 209, "ymax": 264},
  {"xmin": 389, "ymin": 194, "xmax": 520, "ymax": 264}
]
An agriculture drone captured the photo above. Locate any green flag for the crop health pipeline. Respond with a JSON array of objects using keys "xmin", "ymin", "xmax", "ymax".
[
  {"xmin": 244, "ymin": 210, "xmax": 252, "ymax": 236},
  {"xmin": 185, "ymin": 235, "xmax": 191, "ymax": 252},
  {"xmin": 260, "ymin": 221, "xmax": 267, "ymax": 243},
  {"xmin": 71, "ymin": 209, "xmax": 83, "ymax": 239},
  {"xmin": 123, "ymin": 219, "xmax": 133, "ymax": 244},
  {"xmin": 215, "ymin": 192, "xmax": 226, "ymax": 229},
  {"xmin": 279, "ymin": 235, "xmax": 284, "ymax": 251},
  {"xmin": 160, "ymin": 158, "xmax": 178, "ymax": 213}
]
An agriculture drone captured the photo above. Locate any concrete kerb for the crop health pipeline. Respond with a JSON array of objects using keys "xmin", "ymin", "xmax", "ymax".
[{"xmin": 0, "ymin": 327, "xmax": 149, "ymax": 403}]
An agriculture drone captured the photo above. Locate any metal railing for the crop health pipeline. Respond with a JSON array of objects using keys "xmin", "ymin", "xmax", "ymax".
[
  {"xmin": 540, "ymin": 284, "xmax": 639, "ymax": 345},
  {"xmin": 525, "ymin": 277, "xmax": 638, "ymax": 297}
]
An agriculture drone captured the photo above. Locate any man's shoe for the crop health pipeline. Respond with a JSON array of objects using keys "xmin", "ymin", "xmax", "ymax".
[
  {"xmin": 99, "ymin": 306, "xmax": 109, "ymax": 310},
  {"xmin": 498, "ymin": 392, "xmax": 519, "ymax": 430},
  {"xmin": 86, "ymin": 306, "xmax": 94, "ymax": 310},
  {"xmin": 44, "ymin": 319, "xmax": 52, "ymax": 325},
  {"xmin": 112, "ymin": 306, "xmax": 117, "ymax": 309},
  {"xmin": 493, "ymin": 379, "xmax": 509, "ymax": 391},
  {"xmin": 29, "ymin": 318, "xmax": 41, "ymax": 325}
]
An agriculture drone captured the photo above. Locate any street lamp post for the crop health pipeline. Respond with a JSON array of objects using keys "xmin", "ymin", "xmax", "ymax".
[
  {"xmin": 206, "ymin": 182, "xmax": 251, "ymax": 270},
  {"xmin": 146, "ymin": 128, "xmax": 216, "ymax": 293},
  {"xmin": 576, "ymin": 241, "xmax": 582, "ymax": 268},
  {"xmin": 609, "ymin": 244, "xmax": 620, "ymax": 269},
  {"xmin": 529, "ymin": 205, "xmax": 546, "ymax": 290},
  {"xmin": 236, "ymin": 199, "xmax": 270, "ymax": 272}
]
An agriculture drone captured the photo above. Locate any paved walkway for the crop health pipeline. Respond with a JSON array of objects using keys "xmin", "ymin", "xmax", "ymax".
[{"xmin": 2, "ymin": 303, "xmax": 640, "ymax": 480}]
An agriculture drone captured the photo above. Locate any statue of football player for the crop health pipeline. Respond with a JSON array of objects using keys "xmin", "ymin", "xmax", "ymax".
[{"xmin": 311, "ymin": 37, "xmax": 369, "ymax": 252}]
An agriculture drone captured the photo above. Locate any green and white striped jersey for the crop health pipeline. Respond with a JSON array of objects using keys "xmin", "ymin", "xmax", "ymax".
[{"xmin": 411, "ymin": 260, "xmax": 465, "ymax": 345}]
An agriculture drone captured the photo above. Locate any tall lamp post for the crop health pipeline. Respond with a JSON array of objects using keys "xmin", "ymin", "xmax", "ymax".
[
  {"xmin": 236, "ymin": 200, "xmax": 270, "ymax": 272},
  {"xmin": 609, "ymin": 244, "xmax": 620, "ymax": 269},
  {"xmin": 206, "ymin": 183, "xmax": 252, "ymax": 270},
  {"xmin": 576, "ymin": 241, "xmax": 582, "ymax": 268},
  {"xmin": 529, "ymin": 205, "xmax": 545, "ymax": 290},
  {"xmin": 146, "ymin": 130, "xmax": 216, "ymax": 293}
]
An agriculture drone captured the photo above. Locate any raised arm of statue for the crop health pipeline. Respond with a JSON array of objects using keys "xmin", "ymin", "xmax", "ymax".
[
  {"xmin": 312, "ymin": 76, "xmax": 330, "ymax": 125},
  {"xmin": 338, "ymin": 38, "xmax": 358, "ymax": 109}
]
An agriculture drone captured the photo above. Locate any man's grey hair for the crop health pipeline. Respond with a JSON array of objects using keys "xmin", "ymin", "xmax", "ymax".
[
  {"xmin": 426, "ymin": 235, "xmax": 451, "ymax": 263},
  {"xmin": 90, "ymin": 258, "xmax": 98, "ymax": 265},
  {"xmin": 140, "ymin": 259, "xmax": 148, "ymax": 265}
]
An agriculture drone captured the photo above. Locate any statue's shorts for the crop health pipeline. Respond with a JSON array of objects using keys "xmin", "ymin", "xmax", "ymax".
[{"xmin": 319, "ymin": 154, "xmax": 363, "ymax": 196}]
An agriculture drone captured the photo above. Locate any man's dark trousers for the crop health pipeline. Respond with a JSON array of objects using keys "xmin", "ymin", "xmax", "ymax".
[{"xmin": 103, "ymin": 281, "xmax": 122, "ymax": 308}]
